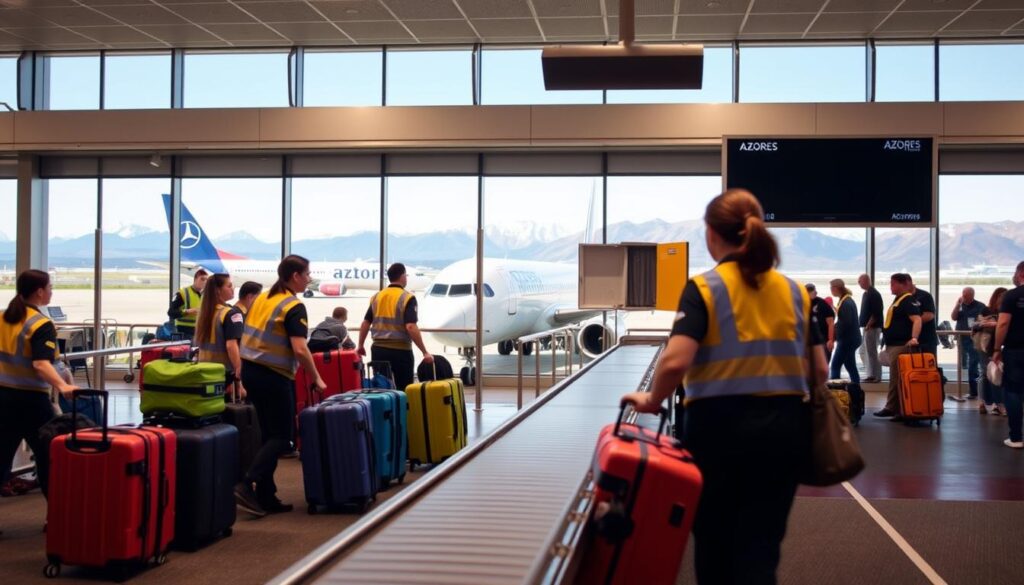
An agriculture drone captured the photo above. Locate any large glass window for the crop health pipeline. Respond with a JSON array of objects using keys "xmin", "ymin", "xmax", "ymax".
[
  {"xmin": 940, "ymin": 43, "xmax": 1024, "ymax": 102},
  {"xmin": 104, "ymin": 52, "xmax": 171, "ymax": 109},
  {"xmin": 385, "ymin": 49, "xmax": 473, "ymax": 106},
  {"xmin": 304, "ymin": 50, "xmax": 384, "ymax": 107},
  {"xmin": 739, "ymin": 45, "xmax": 866, "ymax": 103},
  {"xmin": 0, "ymin": 180, "xmax": 14, "ymax": 276},
  {"xmin": 0, "ymin": 56, "xmax": 16, "ymax": 109},
  {"xmin": 184, "ymin": 52, "xmax": 289, "ymax": 108},
  {"xmin": 291, "ymin": 178, "xmax": 383, "ymax": 324},
  {"xmin": 45, "ymin": 54, "xmax": 100, "ymax": 110},
  {"xmin": 100, "ymin": 180, "xmax": 172, "ymax": 333},
  {"xmin": 875, "ymin": 228, "xmax": 931, "ymax": 293},
  {"xmin": 875, "ymin": 44, "xmax": 934, "ymax": 102},
  {"xmin": 178, "ymin": 179, "xmax": 283, "ymax": 291},
  {"xmin": 481, "ymin": 48, "xmax": 602, "ymax": 105},
  {"xmin": 607, "ymin": 176, "xmax": 719, "ymax": 337},
  {"xmin": 47, "ymin": 179, "xmax": 98, "ymax": 324},
  {"xmin": 386, "ymin": 176, "xmax": 476, "ymax": 366},
  {"xmin": 607, "ymin": 46, "xmax": 734, "ymax": 104},
  {"xmin": 770, "ymin": 228, "xmax": 866, "ymax": 287}
]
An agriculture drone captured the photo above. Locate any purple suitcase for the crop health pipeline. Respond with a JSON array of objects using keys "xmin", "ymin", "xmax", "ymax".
[{"xmin": 299, "ymin": 396, "xmax": 377, "ymax": 514}]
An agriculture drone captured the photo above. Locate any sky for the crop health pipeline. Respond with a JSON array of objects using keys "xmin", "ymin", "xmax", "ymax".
[{"xmin": 1, "ymin": 43, "xmax": 1023, "ymax": 243}]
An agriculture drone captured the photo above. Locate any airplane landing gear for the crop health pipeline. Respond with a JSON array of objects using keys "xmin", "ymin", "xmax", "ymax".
[
  {"xmin": 460, "ymin": 347, "xmax": 477, "ymax": 386},
  {"xmin": 497, "ymin": 339, "xmax": 513, "ymax": 355},
  {"xmin": 303, "ymin": 289, "xmax": 314, "ymax": 298}
]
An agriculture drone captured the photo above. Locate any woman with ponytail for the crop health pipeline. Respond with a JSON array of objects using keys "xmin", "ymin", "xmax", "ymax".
[
  {"xmin": 195, "ymin": 273, "xmax": 246, "ymax": 394},
  {"xmin": 0, "ymin": 270, "xmax": 79, "ymax": 498},
  {"xmin": 623, "ymin": 189, "xmax": 828, "ymax": 584}
]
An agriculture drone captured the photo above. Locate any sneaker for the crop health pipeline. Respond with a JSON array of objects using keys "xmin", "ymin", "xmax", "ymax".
[
  {"xmin": 873, "ymin": 408, "xmax": 896, "ymax": 417},
  {"xmin": 234, "ymin": 482, "xmax": 267, "ymax": 517},
  {"xmin": 1003, "ymin": 438, "xmax": 1023, "ymax": 449},
  {"xmin": 979, "ymin": 403, "xmax": 989, "ymax": 414},
  {"xmin": 259, "ymin": 498, "xmax": 294, "ymax": 514},
  {"xmin": 863, "ymin": 377, "xmax": 880, "ymax": 383},
  {"xmin": 995, "ymin": 405, "xmax": 1008, "ymax": 416},
  {"xmin": 967, "ymin": 394, "xmax": 978, "ymax": 400}
]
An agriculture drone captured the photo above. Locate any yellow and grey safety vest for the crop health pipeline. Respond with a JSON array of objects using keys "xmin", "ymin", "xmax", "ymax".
[
  {"xmin": 240, "ymin": 291, "xmax": 302, "ymax": 379},
  {"xmin": 0, "ymin": 306, "xmax": 54, "ymax": 393},
  {"xmin": 197, "ymin": 303, "xmax": 232, "ymax": 369},
  {"xmin": 684, "ymin": 261, "xmax": 810, "ymax": 403},
  {"xmin": 174, "ymin": 286, "xmax": 202, "ymax": 329},
  {"xmin": 370, "ymin": 286, "xmax": 413, "ymax": 350}
]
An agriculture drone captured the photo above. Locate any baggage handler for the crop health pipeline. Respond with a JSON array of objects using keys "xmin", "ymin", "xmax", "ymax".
[
  {"xmin": 993, "ymin": 261, "xmax": 1024, "ymax": 449},
  {"xmin": 195, "ymin": 273, "xmax": 244, "ymax": 393},
  {"xmin": 623, "ymin": 190, "xmax": 827, "ymax": 585},
  {"xmin": 0, "ymin": 270, "xmax": 79, "ymax": 498},
  {"xmin": 357, "ymin": 262, "xmax": 433, "ymax": 391},
  {"xmin": 167, "ymin": 269, "xmax": 208, "ymax": 339},
  {"xmin": 873, "ymin": 273, "xmax": 923, "ymax": 422},
  {"xmin": 235, "ymin": 256, "xmax": 326, "ymax": 517},
  {"xmin": 229, "ymin": 281, "xmax": 262, "ymax": 322}
]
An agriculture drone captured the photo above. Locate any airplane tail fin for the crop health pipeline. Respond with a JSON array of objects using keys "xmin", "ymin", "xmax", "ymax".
[{"xmin": 162, "ymin": 193, "xmax": 230, "ymax": 273}]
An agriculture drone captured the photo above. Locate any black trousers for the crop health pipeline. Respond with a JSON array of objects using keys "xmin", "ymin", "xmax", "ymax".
[
  {"xmin": 240, "ymin": 362, "xmax": 295, "ymax": 503},
  {"xmin": 370, "ymin": 345, "xmax": 415, "ymax": 391},
  {"xmin": 682, "ymin": 395, "xmax": 809, "ymax": 585},
  {"xmin": 0, "ymin": 388, "xmax": 55, "ymax": 496}
]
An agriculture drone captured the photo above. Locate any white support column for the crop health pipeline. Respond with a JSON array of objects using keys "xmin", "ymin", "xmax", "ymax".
[{"xmin": 16, "ymin": 155, "xmax": 46, "ymax": 274}]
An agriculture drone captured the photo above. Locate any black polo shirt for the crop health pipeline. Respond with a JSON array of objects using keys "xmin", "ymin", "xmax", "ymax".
[
  {"xmin": 810, "ymin": 297, "xmax": 835, "ymax": 341},
  {"xmin": 912, "ymin": 288, "xmax": 939, "ymax": 348},
  {"xmin": 883, "ymin": 294, "xmax": 922, "ymax": 347},
  {"xmin": 999, "ymin": 286, "xmax": 1024, "ymax": 350},
  {"xmin": 859, "ymin": 287, "xmax": 884, "ymax": 328}
]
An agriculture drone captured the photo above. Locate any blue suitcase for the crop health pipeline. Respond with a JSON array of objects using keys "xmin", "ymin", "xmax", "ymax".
[
  {"xmin": 299, "ymin": 397, "xmax": 377, "ymax": 514},
  {"xmin": 354, "ymin": 390, "xmax": 408, "ymax": 489}
]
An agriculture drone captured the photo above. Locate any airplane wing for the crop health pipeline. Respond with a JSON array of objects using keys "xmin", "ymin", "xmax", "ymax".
[{"xmin": 552, "ymin": 308, "xmax": 604, "ymax": 325}]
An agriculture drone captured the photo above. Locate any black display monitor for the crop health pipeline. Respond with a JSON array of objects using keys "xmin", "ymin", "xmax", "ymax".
[{"xmin": 724, "ymin": 137, "xmax": 935, "ymax": 226}]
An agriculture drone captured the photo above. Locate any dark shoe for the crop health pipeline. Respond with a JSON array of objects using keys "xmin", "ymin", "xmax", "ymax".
[
  {"xmin": 259, "ymin": 498, "xmax": 294, "ymax": 514},
  {"xmin": 873, "ymin": 408, "xmax": 895, "ymax": 417},
  {"xmin": 890, "ymin": 416, "xmax": 906, "ymax": 423},
  {"xmin": 234, "ymin": 482, "xmax": 267, "ymax": 518},
  {"xmin": 863, "ymin": 377, "xmax": 880, "ymax": 383},
  {"xmin": 279, "ymin": 449, "xmax": 299, "ymax": 459},
  {"xmin": 967, "ymin": 394, "xmax": 978, "ymax": 400}
]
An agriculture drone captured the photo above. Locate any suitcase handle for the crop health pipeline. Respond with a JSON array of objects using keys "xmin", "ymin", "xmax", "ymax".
[
  {"xmin": 616, "ymin": 397, "xmax": 669, "ymax": 443},
  {"xmin": 69, "ymin": 389, "xmax": 109, "ymax": 451}
]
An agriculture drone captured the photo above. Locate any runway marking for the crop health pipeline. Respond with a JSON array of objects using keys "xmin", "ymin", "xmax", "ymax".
[{"xmin": 842, "ymin": 481, "xmax": 948, "ymax": 585}]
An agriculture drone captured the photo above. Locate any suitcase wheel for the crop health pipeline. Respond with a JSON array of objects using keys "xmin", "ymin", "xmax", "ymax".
[
  {"xmin": 358, "ymin": 499, "xmax": 372, "ymax": 514},
  {"xmin": 398, "ymin": 473, "xmax": 406, "ymax": 485},
  {"xmin": 155, "ymin": 553, "xmax": 168, "ymax": 566},
  {"xmin": 123, "ymin": 373, "xmax": 135, "ymax": 383},
  {"xmin": 308, "ymin": 504, "xmax": 318, "ymax": 515},
  {"xmin": 222, "ymin": 527, "xmax": 233, "ymax": 538},
  {"xmin": 43, "ymin": 563, "xmax": 60, "ymax": 579}
]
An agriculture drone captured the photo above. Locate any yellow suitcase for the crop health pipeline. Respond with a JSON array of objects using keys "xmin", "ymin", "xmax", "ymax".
[{"xmin": 405, "ymin": 378, "xmax": 468, "ymax": 467}]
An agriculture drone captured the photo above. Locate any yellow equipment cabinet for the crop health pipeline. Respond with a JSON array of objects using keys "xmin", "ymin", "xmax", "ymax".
[{"xmin": 579, "ymin": 241, "xmax": 689, "ymax": 311}]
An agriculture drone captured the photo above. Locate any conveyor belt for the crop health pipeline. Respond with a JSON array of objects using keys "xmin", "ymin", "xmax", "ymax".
[{"xmin": 271, "ymin": 338, "xmax": 664, "ymax": 585}]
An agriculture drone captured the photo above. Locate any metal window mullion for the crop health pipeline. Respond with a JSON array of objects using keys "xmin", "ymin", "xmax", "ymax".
[
  {"xmin": 94, "ymin": 173, "xmax": 104, "ymax": 386},
  {"xmin": 472, "ymin": 43, "xmax": 481, "ymax": 106},
  {"xmin": 601, "ymin": 153, "xmax": 608, "ymax": 244},
  {"xmin": 933, "ymin": 39, "xmax": 940, "ymax": 102},
  {"xmin": 171, "ymin": 49, "xmax": 184, "ymax": 109},
  {"xmin": 732, "ymin": 40, "xmax": 739, "ymax": 103},
  {"xmin": 282, "ymin": 169, "xmax": 292, "ymax": 260},
  {"xmin": 379, "ymin": 156, "xmax": 387, "ymax": 290},
  {"xmin": 36, "ymin": 53, "xmax": 50, "ymax": 111},
  {"xmin": 382, "ymin": 46, "xmax": 388, "ymax": 106},
  {"xmin": 866, "ymin": 227, "xmax": 875, "ymax": 285},
  {"xmin": 475, "ymin": 152, "xmax": 484, "ymax": 411},
  {"xmin": 99, "ymin": 50, "xmax": 106, "ymax": 110},
  {"xmin": 867, "ymin": 39, "xmax": 875, "ymax": 103},
  {"xmin": 169, "ymin": 161, "xmax": 182, "ymax": 297},
  {"xmin": 16, "ymin": 51, "xmax": 36, "ymax": 110}
]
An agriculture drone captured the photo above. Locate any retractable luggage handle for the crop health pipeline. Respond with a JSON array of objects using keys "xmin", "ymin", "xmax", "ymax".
[
  {"xmin": 615, "ymin": 397, "xmax": 670, "ymax": 444},
  {"xmin": 69, "ymin": 389, "xmax": 110, "ymax": 452}
]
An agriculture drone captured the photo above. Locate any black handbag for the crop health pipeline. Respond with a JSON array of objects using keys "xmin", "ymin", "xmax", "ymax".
[{"xmin": 800, "ymin": 382, "xmax": 866, "ymax": 487}]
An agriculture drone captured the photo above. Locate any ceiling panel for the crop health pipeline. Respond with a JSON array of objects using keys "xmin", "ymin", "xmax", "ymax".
[
  {"xmin": 234, "ymin": 2, "xmax": 326, "ymax": 23},
  {"xmin": 384, "ymin": 0, "xmax": 465, "ymax": 21},
  {"xmin": 636, "ymin": 0, "xmax": 677, "ymax": 16},
  {"xmin": 826, "ymin": 0, "xmax": 901, "ymax": 11},
  {"xmin": 70, "ymin": 25, "xmax": 157, "ymax": 43},
  {"xmin": 137, "ymin": 24, "xmax": 224, "ymax": 43},
  {"xmin": 635, "ymin": 15, "xmax": 674, "ymax": 35},
  {"xmin": 471, "ymin": 18, "xmax": 541, "ymax": 39},
  {"xmin": 741, "ymin": 13, "xmax": 816, "ymax": 34},
  {"xmin": 204, "ymin": 23, "xmax": 285, "ymax": 41},
  {"xmin": 943, "ymin": 9, "xmax": 1024, "ymax": 31},
  {"xmin": 810, "ymin": 11, "xmax": 890, "ymax": 33},
  {"xmin": 94, "ymin": 5, "xmax": 191, "ymax": 26},
  {"xmin": 457, "ymin": 0, "xmax": 532, "ymax": 19},
  {"xmin": 677, "ymin": 14, "xmax": 744, "ymax": 35},
  {"xmin": 979, "ymin": 0, "xmax": 1024, "ymax": 8},
  {"xmin": 309, "ymin": 0, "xmax": 394, "ymax": 21},
  {"xmin": 340, "ymin": 20, "xmax": 413, "ymax": 42},
  {"xmin": 405, "ymin": 19, "xmax": 478, "ymax": 41},
  {"xmin": 0, "ymin": 9, "xmax": 55, "ymax": 27},
  {"xmin": 751, "ymin": 0, "xmax": 827, "ymax": 14},
  {"xmin": 900, "ymin": 0, "xmax": 978, "ymax": 10},
  {"xmin": 538, "ymin": 17, "xmax": 605, "ymax": 37},
  {"xmin": 164, "ymin": 3, "xmax": 258, "ymax": 24},
  {"xmin": 30, "ymin": 7, "xmax": 120, "ymax": 26},
  {"xmin": 5, "ymin": 26, "xmax": 95, "ymax": 43},
  {"xmin": 270, "ymin": 21, "xmax": 347, "ymax": 39},
  {"xmin": 532, "ymin": 0, "xmax": 603, "ymax": 18},
  {"xmin": 676, "ymin": 0, "xmax": 749, "ymax": 15},
  {"xmin": 875, "ymin": 11, "xmax": 960, "ymax": 33}
]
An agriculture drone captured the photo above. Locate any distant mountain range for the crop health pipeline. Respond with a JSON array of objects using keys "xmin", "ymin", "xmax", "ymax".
[{"xmin": 19, "ymin": 219, "xmax": 1024, "ymax": 272}]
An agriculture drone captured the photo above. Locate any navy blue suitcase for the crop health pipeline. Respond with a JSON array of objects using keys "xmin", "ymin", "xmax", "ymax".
[
  {"xmin": 166, "ymin": 423, "xmax": 238, "ymax": 550},
  {"xmin": 299, "ymin": 397, "xmax": 377, "ymax": 514},
  {"xmin": 353, "ymin": 390, "xmax": 408, "ymax": 489}
]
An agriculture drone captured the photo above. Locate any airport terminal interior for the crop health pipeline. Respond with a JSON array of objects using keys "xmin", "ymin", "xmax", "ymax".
[{"xmin": 2, "ymin": 0, "xmax": 1024, "ymax": 583}]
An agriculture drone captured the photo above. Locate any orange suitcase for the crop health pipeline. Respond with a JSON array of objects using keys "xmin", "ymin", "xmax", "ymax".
[
  {"xmin": 897, "ymin": 349, "xmax": 935, "ymax": 373},
  {"xmin": 898, "ymin": 349, "xmax": 943, "ymax": 424}
]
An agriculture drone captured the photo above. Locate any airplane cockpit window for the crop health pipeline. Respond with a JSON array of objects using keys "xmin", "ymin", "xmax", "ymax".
[
  {"xmin": 430, "ymin": 284, "xmax": 449, "ymax": 297},
  {"xmin": 449, "ymin": 284, "xmax": 473, "ymax": 296},
  {"xmin": 483, "ymin": 284, "xmax": 495, "ymax": 297}
]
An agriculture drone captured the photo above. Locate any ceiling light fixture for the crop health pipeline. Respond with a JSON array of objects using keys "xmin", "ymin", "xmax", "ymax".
[{"xmin": 149, "ymin": 153, "xmax": 162, "ymax": 168}]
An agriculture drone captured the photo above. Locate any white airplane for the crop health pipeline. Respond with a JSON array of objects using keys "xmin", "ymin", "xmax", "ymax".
[
  {"xmin": 417, "ymin": 257, "xmax": 624, "ymax": 363},
  {"xmin": 162, "ymin": 194, "xmax": 429, "ymax": 296}
]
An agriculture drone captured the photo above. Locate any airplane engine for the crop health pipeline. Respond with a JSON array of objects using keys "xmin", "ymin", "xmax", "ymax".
[
  {"xmin": 318, "ymin": 281, "xmax": 347, "ymax": 297},
  {"xmin": 576, "ymin": 315, "xmax": 627, "ymax": 359}
]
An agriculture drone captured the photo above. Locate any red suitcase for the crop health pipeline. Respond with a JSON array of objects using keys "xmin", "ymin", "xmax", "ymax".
[
  {"xmin": 46, "ymin": 390, "xmax": 177, "ymax": 580},
  {"xmin": 138, "ymin": 343, "xmax": 192, "ymax": 390},
  {"xmin": 294, "ymin": 349, "xmax": 362, "ymax": 413},
  {"xmin": 579, "ymin": 400, "xmax": 703, "ymax": 585}
]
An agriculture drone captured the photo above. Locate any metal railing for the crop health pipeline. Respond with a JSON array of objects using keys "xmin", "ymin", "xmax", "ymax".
[
  {"xmin": 938, "ymin": 329, "xmax": 975, "ymax": 403},
  {"xmin": 515, "ymin": 326, "xmax": 580, "ymax": 410},
  {"xmin": 58, "ymin": 321, "xmax": 164, "ymax": 382}
]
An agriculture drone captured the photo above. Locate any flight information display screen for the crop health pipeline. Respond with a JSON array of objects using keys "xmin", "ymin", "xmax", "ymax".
[{"xmin": 724, "ymin": 137, "xmax": 935, "ymax": 226}]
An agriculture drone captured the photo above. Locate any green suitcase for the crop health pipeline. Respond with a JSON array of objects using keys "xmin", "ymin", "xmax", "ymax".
[{"xmin": 141, "ymin": 359, "xmax": 226, "ymax": 419}]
